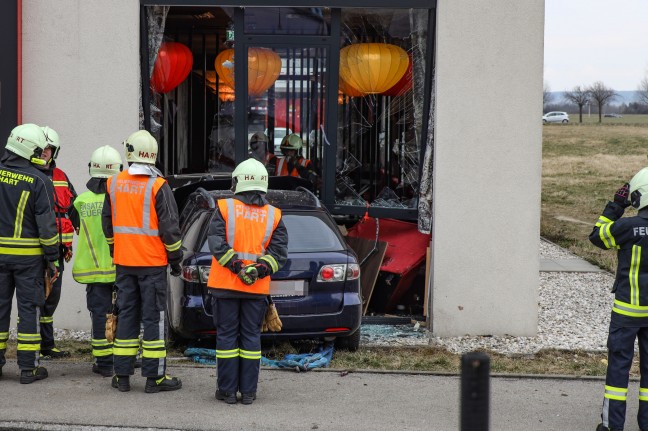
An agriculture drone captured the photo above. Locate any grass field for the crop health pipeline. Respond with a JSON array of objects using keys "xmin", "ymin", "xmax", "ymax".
[{"xmin": 556, "ymin": 113, "xmax": 648, "ymax": 125}]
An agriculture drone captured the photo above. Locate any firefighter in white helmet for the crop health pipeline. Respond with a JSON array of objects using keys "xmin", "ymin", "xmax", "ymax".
[
  {"xmin": 72, "ymin": 145, "xmax": 123, "ymax": 377},
  {"xmin": 102, "ymin": 130, "xmax": 183, "ymax": 393},
  {"xmin": 0, "ymin": 124, "xmax": 59, "ymax": 383},
  {"xmin": 275, "ymin": 133, "xmax": 317, "ymax": 182},
  {"xmin": 248, "ymin": 132, "xmax": 277, "ymax": 176},
  {"xmin": 590, "ymin": 168, "xmax": 648, "ymax": 431},
  {"xmin": 206, "ymin": 158, "xmax": 288, "ymax": 404},
  {"xmin": 37, "ymin": 126, "xmax": 79, "ymax": 360}
]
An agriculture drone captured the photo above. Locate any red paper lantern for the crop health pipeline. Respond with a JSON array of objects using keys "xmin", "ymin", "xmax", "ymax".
[
  {"xmin": 382, "ymin": 54, "xmax": 412, "ymax": 96},
  {"xmin": 150, "ymin": 42, "xmax": 194, "ymax": 94}
]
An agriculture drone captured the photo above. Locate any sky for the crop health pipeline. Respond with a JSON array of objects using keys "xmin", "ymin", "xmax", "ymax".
[{"xmin": 544, "ymin": 0, "xmax": 648, "ymax": 92}]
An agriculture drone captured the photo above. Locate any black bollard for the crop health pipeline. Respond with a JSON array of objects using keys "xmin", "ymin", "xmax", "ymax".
[{"xmin": 460, "ymin": 351, "xmax": 490, "ymax": 431}]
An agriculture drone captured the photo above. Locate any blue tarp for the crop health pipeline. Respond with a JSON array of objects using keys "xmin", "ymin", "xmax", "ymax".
[{"xmin": 184, "ymin": 343, "xmax": 334, "ymax": 371}]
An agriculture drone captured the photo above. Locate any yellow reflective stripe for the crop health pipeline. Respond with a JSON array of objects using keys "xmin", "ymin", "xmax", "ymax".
[
  {"xmin": 640, "ymin": 388, "xmax": 648, "ymax": 401},
  {"xmin": 106, "ymin": 237, "xmax": 114, "ymax": 245},
  {"xmin": 218, "ymin": 249, "xmax": 235, "ymax": 266},
  {"xmin": 60, "ymin": 232, "xmax": 74, "ymax": 242},
  {"xmin": 93, "ymin": 348, "xmax": 113, "ymax": 357},
  {"xmin": 631, "ymin": 245, "xmax": 641, "ymax": 305},
  {"xmin": 0, "ymin": 342, "xmax": 6, "ymax": 349},
  {"xmin": 164, "ymin": 240, "xmax": 182, "ymax": 252},
  {"xmin": 216, "ymin": 348, "xmax": 239, "ymax": 359},
  {"xmin": 40, "ymin": 234, "xmax": 59, "ymax": 246},
  {"xmin": 605, "ymin": 385, "xmax": 628, "ymax": 401},
  {"xmin": 612, "ymin": 299, "xmax": 648, "ymax": 317},
  {"xmin": 0, "ymin": 247, "xmax": 44, "ymax": 256},
  {"xmin": 0, "ymin": 237, "xmax": 40, "ymax": 245},
  {"xmin": 14, "ymin": 191, "xmax": 29, "ymax": 237},
  {"xmin": 113, "ymin": 347, "xmax": 139, "ymax": 356},
  {"xmin": 91, "ymin": 339, "xmax": 112, "ymax": 347},
  {"xmin": 598, "ymin": 222, "xmax": 616, "ymax": 249},
  {"xmin": 0, "ymin": 331, "xmax": 8, "ymax": 339},
  {"xmin": 17, "ymin": 333, "xmax": 41, "ymax": 341},
  {"xmin": 595, "ymin": 215, "xmax": 613, "ymax": 227},
  {"xmin": 17, "ymin": 343, "xmax": 40, "ymax": 351},
  {"xmin": 142, "ymin": 349, "xmax": 166, "ymax": 359},
  {"xmin": 39, "ymin": 316, "xmax": 54, "ymax": 324},
  {"xmin": 114, "ymin": 339, "xmax": 140, "ymax": 346},
  {"xmin": 142, "ymin": 340, "xmax": 165, "ymax": 348},
  {"xmin": 239, "ymin": 349, "xmax": 261, "ymax": 360},
  {"xmin": 53, "ymin": 181, "xmax": 69, "ymax": 187},
  {"xmin": 259, "ymin": 255, "xmax": 278, "ymax": 273}
]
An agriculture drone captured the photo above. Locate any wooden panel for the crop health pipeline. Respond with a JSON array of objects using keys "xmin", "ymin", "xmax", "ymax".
[{"xmin": 345, "ymin": 236, "xmax": 388, "ymax": 315}]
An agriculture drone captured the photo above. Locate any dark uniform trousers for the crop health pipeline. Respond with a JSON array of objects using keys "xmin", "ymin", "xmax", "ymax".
[
  {"xmin": 113, "ymin": 267, "xmax": 167, "ymax": 378},
  {"xmin": 213, "ymin": 296, "xmax": 267, "ymax": 395},
  {"xmin": 0, "ymin": 262, "xmax": 45, "ymax": 370},
  {"xmin": 86, "ymin": 283, "xmax": 114, "ymax": 369},
  {"xmin": 40, "ymin": 266, "xmax": 63, "ymax": 350},
  {"xmin": 604, "ymin": 324, "xmax": 648, "ymax": 430}
]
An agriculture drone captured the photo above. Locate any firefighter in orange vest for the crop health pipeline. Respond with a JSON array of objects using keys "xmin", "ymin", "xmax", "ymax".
[
  {"xmin": 275, "ymin": 133, "xmax": 317, "ymax": 182},
  {"xmin": 207, "ymin": 158, "xmax": 288, "ymax": 404},
  {"xmin": 249, "ymin": 132, "xmax": 277, "ymax": 176},
  {"xmin": 37, "ymin": 127, "xmax": 79, "ymax": 359},
  {"xmin": 102, "ymin": 130, "xmax": 183, "ymax": 393}
]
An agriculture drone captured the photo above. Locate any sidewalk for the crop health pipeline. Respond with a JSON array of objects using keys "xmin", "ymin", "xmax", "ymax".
[{"xmin": 0, "ymin": 361, "xmax": 620, "ymax": 431}]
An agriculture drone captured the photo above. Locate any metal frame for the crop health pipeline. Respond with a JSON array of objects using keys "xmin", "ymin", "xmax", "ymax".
[{"xmin": 142, "ymin": 1, "xmax": 436, "ymax": 8}]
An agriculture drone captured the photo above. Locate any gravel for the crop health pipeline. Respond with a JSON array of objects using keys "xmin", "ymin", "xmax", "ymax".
[{"xmin": 6, "ymin": 240, "xmax": 616, "ymax": 356}]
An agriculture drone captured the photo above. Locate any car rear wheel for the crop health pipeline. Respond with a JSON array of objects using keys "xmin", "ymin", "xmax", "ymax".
[
  {"xmin": 562, "ymin": 119, "xmax": 568, "ymax": 123},
  {"xmin": 335, "ymin": 327, "xmax": 361, "ymax": 352}
]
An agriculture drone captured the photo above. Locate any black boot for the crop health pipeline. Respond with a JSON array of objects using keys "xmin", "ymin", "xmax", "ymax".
[
  {"xmin": 41, "ymin": 348, "xmax": 70, "ymax": 359},
  {"xmin": 92, "ymin": 364, "xmax": 113, "ymax": 377},
  {"xmin": 111, "ymin": 375, "xmax": 131, "ymax": 392},
  {"xmin": 215, "ymin": 389, "xmax": 237, "ymax": 404},
  {"xmin": 20, "ymin": 367, "xmax": 48, "ymax": 384},
  {"xmin": 145, "ymin": 375, "xmax": 182, "ymax": 393},
  {"xmin": 241, "ymin": 392, "xmax": 256, "ymax": 405}
]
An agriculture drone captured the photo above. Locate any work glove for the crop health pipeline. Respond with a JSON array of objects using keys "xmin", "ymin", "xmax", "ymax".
[
  {"xmin": 170, "ymin": 263, "xmax": 182, "ymax": 277},
  {"xmin": 614, "ymin": 182, "xmax": 631, "ymax": 208},
  {"xmin": 105, "ymin": 313, "xmax": 117, "ymax": 343},
  {"xmin": 262, "ymin": 302, "xmax": 282, "ymax": 332},
  {"xmin": 47, "ymin": 261, "xmax": 60, "ymax": 284},
  {"xmin": 63, "ymin": 245, "xmax": 73, "ymax": 263},
  {"xmin": 227, "ymin": 258, "xmax": 245, "ymax": 274},
  {"xmin": 237, "ymin": 265, "xmax": 258, "ymax": 286},
  {"xmin": 253, "ymin": 262, "xmax": 271, "ymax": 279}
]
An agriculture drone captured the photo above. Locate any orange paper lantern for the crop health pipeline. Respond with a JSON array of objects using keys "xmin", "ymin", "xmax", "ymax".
[
  {"xmin": 382, "ymin": 54, "xmax": 412, "ymax": 96},
  {"xmin": 150, "ymin": 42, "xmax": 193, "ymax": 94},
  {"xmin": 339, "ymin": 43, "xmax": 409, "ymax": 95},
  {"xmin": 215, "ymin": 48, "xmax": 282, "ymax": 96},
  {"xmin": 339, "ymin": 78, "xmax": 363, "ymax": 97}
]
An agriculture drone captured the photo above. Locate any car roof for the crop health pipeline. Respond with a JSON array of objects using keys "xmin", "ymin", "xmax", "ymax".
[{"xmin": 206, "ymin": 189, "xmax": 322, "ymax": 210}]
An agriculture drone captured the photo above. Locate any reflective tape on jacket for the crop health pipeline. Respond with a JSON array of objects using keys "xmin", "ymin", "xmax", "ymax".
[
  {"xmin": 276, "ymin": 157, "xmax": 311, "ymax": 177},
  {"xmin": 207, "ymin": 198, "xmax": 281, "ymax": 295},
  {"xmin": 52, "ymin": 168, "xmax": 75, "ymax": 246},
  {"xmin": 107, "ymin": 172, "xmax": 167, "ymax": 266}
]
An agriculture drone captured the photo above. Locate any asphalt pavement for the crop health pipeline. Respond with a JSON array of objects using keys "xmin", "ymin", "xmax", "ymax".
[{"xmin": 0, "ymin": 360, "xmax": 631, "ymax": 431}]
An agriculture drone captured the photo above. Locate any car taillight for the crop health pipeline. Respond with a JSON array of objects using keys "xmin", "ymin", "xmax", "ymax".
[
  {"xmin": 180, "ymin": 265, "xmax": 211, "ymax": 283},
  {"xmin": 317, "ymin": 264, "xmax": 359, "ymax": 282}
]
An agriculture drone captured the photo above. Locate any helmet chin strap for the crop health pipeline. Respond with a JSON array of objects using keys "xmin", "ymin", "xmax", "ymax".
[{"xmin": 31, "ymin": 157, "xmax": 46, "ymax": 166}]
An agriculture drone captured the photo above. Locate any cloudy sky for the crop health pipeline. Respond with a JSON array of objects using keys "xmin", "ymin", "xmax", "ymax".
[{"xmin": 544, "ymin": 0, "xmax": 648, "ymax": 92}]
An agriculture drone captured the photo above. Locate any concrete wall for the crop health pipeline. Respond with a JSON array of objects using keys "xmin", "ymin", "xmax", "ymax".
[
  {"xmin": 431, "ymin": 0, "xmax": 544, "ymax": 336},
  {"xmin": 14, "ymin": 0, "xmax": 140, "ymax": 330},
  {"xmin": 16, "ymin": 1, "xmax": 545, "ymax": 336}
]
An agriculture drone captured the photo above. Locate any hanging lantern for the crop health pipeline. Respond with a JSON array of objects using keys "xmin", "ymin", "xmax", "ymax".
[
  {"xmin": 339, "ymin": 43, "xmax": 409, "ymax": 95},
  {"xmin": 150, "ymin": 42, "xmax": 193, "ymax": 94},
  {"xmin": 382, "ymin": 54, "xmax": 413, "ymax": 96},
  {"xmin": 215, "ymin": 47, "xmax": 282, "ymax": 97},
  {"xmin": 339, "ymin": 78, "xmax": 363, "ymax": 97}
]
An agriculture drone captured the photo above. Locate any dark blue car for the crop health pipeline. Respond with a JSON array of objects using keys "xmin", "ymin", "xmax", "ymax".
[{"xmin": 167, "ymin": 186, "xmax": 362, "ymax": 351}]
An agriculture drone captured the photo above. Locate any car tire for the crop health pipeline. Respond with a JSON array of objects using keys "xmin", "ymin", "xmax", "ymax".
[
  {"xmin": 562, "ymin": 119, "xmax": 568, "ymax": 123},
  {"xmin": 542, "ymin": 120, "xmax": 547, "ymax": 124},
  {"xmin": 335, "ymin": 327, "xmax": 360, "ymax": 352}
]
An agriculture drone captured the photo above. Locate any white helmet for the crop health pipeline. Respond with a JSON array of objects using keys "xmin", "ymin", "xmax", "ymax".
[
  {"xmin": 232, "ymin": 158, "xmax": 269, "ymax": 193},
  {"xmin": 280, "ymin": 133, "xmax": 303, "ymax": 152},
  {"xmin": 89, "ymin": 145, "xmax": 123, "ymax": 178},
  {"xmin": 630, "ymin": 167, "xmax": 648, "ymax": 210},
  {"xmin": 123, "ymin": 130, "xmax": 158, "ymax": 165},
  {"xmin": 41, "ymin": 126, "xmax": 61, "ymax": 160},
  {"xmin": 5, "ymin": 123, "xmax": 48, "ymax": 165},
  {"xmin": 249, "ymin": 132, "xmax": 269, "ymax": 146}
]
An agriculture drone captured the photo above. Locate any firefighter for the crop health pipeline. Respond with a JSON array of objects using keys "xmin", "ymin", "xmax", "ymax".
[
  {"xmin": 249, "ymin": 132, "xmax": 277, "ymax": 176},
  {"xmin": 102, "ymin": 130, "xmax": 183, "ymax": 393},
  {"xmin": 37, "ymin": 126, "xmax": 79, "ymax": 359},
  {"xmin": 0, "ymin": 123, "xmax": 59, "ymax": 383},
  {"xmin": 275, "ymin": 133, "xmax": 316, "ymax": 182},
  {"xmin": 590, "ymin": 169, "xmax": 648, "ymax": 431},
  {"xmin": 72, "ymin": 145, "xmax": 123, "ymax": 377},
  {"xmin": 206, "ymin": 158, "xmax": 288, "ymax": 404}
]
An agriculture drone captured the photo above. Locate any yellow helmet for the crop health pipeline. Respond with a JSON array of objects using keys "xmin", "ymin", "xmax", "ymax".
[
  {"xmin": 232, "ymin": 158, "xmax": 269, "ymax": 193},
  {"xmin": 280, "ymin": 133, "xmax": 303, "ymax": 154},
  {"xmin": 41, "ymin": 126, "xmax": 61, "ymax": 160},
  {"xmin": 89, "ymin": 145, "xmax": 123, "ymax": 178},
  {"xmin": 124, "ymin": 130, "xmax": 158, "ymax": 165},
  {"xmin": 630, "ymin": 167, "xmax": 648, "ymax": 210},
  {"xmin": 5, "ymin": 123, "xmax": 48, "ymax": 165}
]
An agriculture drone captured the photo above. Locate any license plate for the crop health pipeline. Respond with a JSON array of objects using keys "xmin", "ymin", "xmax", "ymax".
[{"xmin": 270, "ymin": 280, "xmax": 306, "ymax": 297}]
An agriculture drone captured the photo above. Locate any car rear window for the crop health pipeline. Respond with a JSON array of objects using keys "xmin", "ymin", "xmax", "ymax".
[{"xmin": 199, "ymin": 212, "xmax": 345, "ymax": 253}]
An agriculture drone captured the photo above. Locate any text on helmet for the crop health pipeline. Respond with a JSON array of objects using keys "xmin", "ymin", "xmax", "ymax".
[
  {"xmin": 138, "ymin": 151, "xmax": 156, "ymax": 159},
  {"xmin": 241, "ymin": 174, "xmax": 267, "ymax": 181}
]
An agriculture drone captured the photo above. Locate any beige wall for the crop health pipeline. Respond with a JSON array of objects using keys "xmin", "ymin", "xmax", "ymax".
[
  {"xmin": 16, "ymin": 1, "xmax": 545, "ymax": 336},
  {"xmin": 14, "ymin": 0, "xmax": 140, "ymax": 330},
  {"xmin": 431, "ymin": 0, "xmax": 544, "ymax": 336}
]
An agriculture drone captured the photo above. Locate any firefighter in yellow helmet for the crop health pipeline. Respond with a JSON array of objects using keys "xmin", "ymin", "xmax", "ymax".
[
  {"xmin": 249, "ymin": 132, "xmax": 277, "ymax": 176},
  {"xmin": 275, "ymin": 133, "xmax": 317, "ymax": 182},
  {"xmin": 590, "ymin": 168, "xmax": 648, "ymax": 431},
  {"xmin": 37, "ymin": 126, "xmax": 79, "ymax": 360},
  {"xmin": 206, "ymin": 158, "xmax": 288, "ymax": 404},
  {"xmin": 102, "ymin": 130, "xmax": 183, "ymax": 393},
  {"xmin": 72, "ymin": 145, "xmax": 123, "ymax": 377},
  {"xmin": 0, "ymin": 124, "xmax": 59, "ymax": 383}
]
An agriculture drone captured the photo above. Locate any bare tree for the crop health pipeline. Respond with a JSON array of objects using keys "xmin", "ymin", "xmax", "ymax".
[
  {"xmin": 587, "ymin": 81, "xmax": 618, "ymax": 123},
  {"xmin": 638, "ymin": 76, "xmax": 648, "ymax": 106},
  {"xmin": 543, "ymin": 82, "xmax": 554, "ymax": 109},
  {"xmin": 563, "ymin": 85, "xmax": 590, "ymax": 123}
]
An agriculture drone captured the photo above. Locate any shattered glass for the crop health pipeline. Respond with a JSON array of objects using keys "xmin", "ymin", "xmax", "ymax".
[{"xmin": 140, "ymin": 6, "xmax": 170, "ymax": 133}]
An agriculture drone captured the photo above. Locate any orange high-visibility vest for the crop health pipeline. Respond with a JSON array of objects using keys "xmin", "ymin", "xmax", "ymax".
[
  {"xmin": 107, "ymin": 171, "xmax": 167, "ymax": 266},
  {"xmin": 52, "ymin": 167, "xmax": 75, "ymax": 247},
  {"xmin": 275, "ymin": 157, "xmax": 311, "ymax": 177},
  {"xmin": 207, "ymin": 198, "xmax": 281, "ymax": 295}
]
